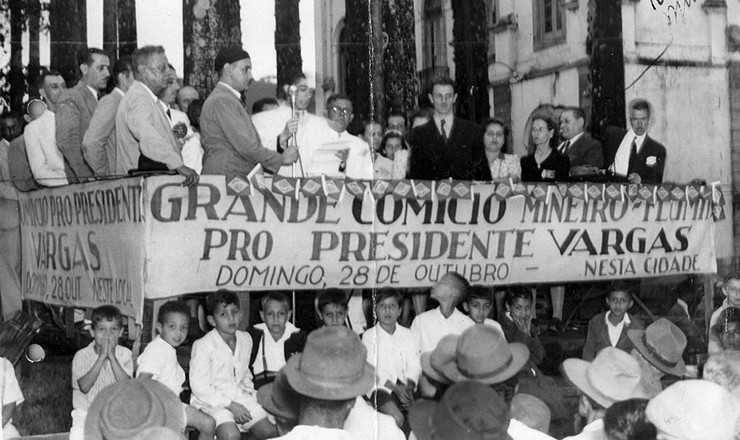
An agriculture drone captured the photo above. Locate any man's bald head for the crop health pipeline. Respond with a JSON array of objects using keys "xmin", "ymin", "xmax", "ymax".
[{"xmin": 176, "ymin": 86, "xmax": 199, "ymax": 113}]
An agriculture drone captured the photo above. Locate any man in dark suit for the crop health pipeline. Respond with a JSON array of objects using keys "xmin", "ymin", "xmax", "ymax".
[
  {"xmin": 558, "ymin": 106, "xmax": 603, "ymax": 175},
  {"xmin": 603, "ymin": 98, "xmax": 666, "ymax": 184},
  {"xmin": 408, "ymin": 77, "xmax": 487, "ymax": 180},
  {"xmin": 56, "ymin": 47, "xmax": 110, "ymax": 183}
]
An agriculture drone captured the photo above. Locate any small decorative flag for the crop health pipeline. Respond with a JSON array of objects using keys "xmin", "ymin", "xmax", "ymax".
[
  {"xmin": 371, "ymin": 179, "xmax": 393, "ymax": 199},
  {"xmin": 226, "ymin": 176, "xmax": 251, "ymax": 196},
  {"xmin": 412, "ymin": 180, "xmax": 434, "ymax": 200},
  {"xmin": 567, "ymin": 183, "xmax": 586, "ymax": 200},
  {"xmin": 604, "ymin": 183, "xmax": 623, "ymax": 202},
  {"xmin": 655, "ymin": 184, "xmax": 672, "ymax": 203},
  {"xmin": 272, "ymin": 176, "xmax": 299, "ymax": 199},
  {"xmin": 247, "ymin": 165, "xmax": 268, "ymax": 194},
  {"xmin": 451, "ymin": 180, "xmax": 472, "ymax": 200},
  {"xmin": 345, "ymin": 178, "xmax": 367, "ymax": 200},
  {"xmin": 530, "ymin": 183, "xmax": 549, "ymax": 202},
  {"xmin": 322, "ymin": 176, "xmax": 344, "ymax": 202},
  {"xmin": 436, "ymin": 180, "xmax": 452, "ymax": 201},
  {"xmin": 300, "ymin": 177, "xmax": 323, "ymax": 198},
  {"xmin": 585, "ymin": 183, "xmax": 604, "ymax": 202},
  {"xmin": 392, "ymin": 180, "xmax": 413, "ymax": 199},
  {"xmin": 494, "ymin": 182, "xmax": 511, "ymax": 201},
  {"xmin": 636, "ymin": 184, "xmax": 656, "ymax": 205}
]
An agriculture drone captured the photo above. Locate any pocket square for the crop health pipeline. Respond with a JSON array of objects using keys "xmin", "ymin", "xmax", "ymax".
[{"xmin": 646, "ymin": 156, "xmax": 657, "ymax": 166}]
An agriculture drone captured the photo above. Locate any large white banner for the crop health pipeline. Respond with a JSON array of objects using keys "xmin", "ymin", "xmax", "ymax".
[{"xmin": 142, "ymin": 175, "xmax": 717, "ymax": 298}]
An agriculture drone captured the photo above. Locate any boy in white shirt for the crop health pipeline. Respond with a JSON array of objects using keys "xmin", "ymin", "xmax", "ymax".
[
  {"xmin": 462, "ymin": 285, "xmax": 505, "ymax": 338},
  {"xmin": 190, "ymin": 290, "xmax": 277, "ymax": 439},
  {"xmin": 70, "ymin": 305, "xmax": 133, "ymax": 440},
  {"xmin": 247, "ymin": 292, "xmax": 306, "ymax": 389},
  {"xmin": 362, "ymin": 287, "xmax": 421, "ymax": 428},
  {"xmin": 136, "ymin": 300, "xmax": 215, "ymax": 440},
  {"xmin": 0, "ymin": 356, "xmax": 23, "ymax": 439}
]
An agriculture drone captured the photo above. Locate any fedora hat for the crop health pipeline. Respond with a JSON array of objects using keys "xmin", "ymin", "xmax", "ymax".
[
  {"xmin": 420, "ymin": 334, "xmax": 459, "ymax": 385},
  {"xmin": 628, "ymin": 318, "xmax": 687, "ymax": 376},
  {"xmin": 409, "ymin": 381, "xmax": 513, "ymax": 440},
  {"xmin": 646, "ymin": 379, "xmax": 740, "ymax": 440},
  {"xmin": 510, "ymin": 393, "xmax": 551, "ymax": 434},
  {"xmin": 284, "ymin": 326, "xmax": 374, "ymax": 400},
  {"xmin": 257, "ymin": 369, "xmax": 299, "ymax": 421},
  {"xmin": 562, "ymin": 347, "xmax": 647, "ymax": 409},
  {"xmin": 84, "ymin": 377, "xmax": 185, "ymax": 440},
  {"xmin": 439, "ymin": 324, "xmax": 529, "ymax": 384}
]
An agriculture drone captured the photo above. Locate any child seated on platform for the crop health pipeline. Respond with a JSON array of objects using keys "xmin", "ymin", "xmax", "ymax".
[
  {"xmin": 189, "ymin": 289, "xmax": 277, "ymax": 440},
  {"xmin": 361, "ymin": 287, "xmax": 421, "ymax": 428},
  {"xmin": 70, "ymin": 305, "xmax": 133, "ymax": 440},
  {"xmin": 247, "ymin": 291, "xmax": 306, "ymax": 389},
  {"xmin": 463, "ymin": 285, "xmax": 505, "ymax": 337},
  {"xmin": 316, "ymin": 288, "xmax": 351, "ymax": 329},
  {"xmin": 0, "ymin": 356, "xmax": 23, "ymax": 439},
  {"xmin": 582, "ymin": 282, "xmax": 645, "ymax": 361},
  {"xmin": 136, "ymin": 300, "xmax": 215, "ymax": 440}
]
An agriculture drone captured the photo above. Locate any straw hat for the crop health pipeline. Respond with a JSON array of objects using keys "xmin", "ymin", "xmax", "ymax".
[
  {"xmin": 420, "ymin": 334, "xmax": 459, "ymax": 385},
  {"xmin": 562, "ymin": 347, "xmax": 647, "ymax": 409},
  {"xmin": 646, "ymin": 379, "xmax": 740, "ymax": 440},
  {"xmin": 628, "ymin": 318, "xmax": 687, "ymax": 376},
  {"xmin": 439, "ymin": 324, "xmax": 529, "ymax": 384},
  {"xmin": 84, "ymin": 377, "xmax": 185, "ymax": 440},
  {"xmin": 409, "ymin": 381, "xmax": 513, "ymax": 440},
  {"xmin": 284, "ymin": 326, "xmax": 374, "ymax": 400}
]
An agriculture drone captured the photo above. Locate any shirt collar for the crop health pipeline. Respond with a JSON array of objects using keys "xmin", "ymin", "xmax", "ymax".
[
  {"xmin": 87, "ymin": 85, "xmax": 99, "ymax": 101},
  {"xmin": 627, "ymin": 129, "xmax": 647, "ymax": 148},
  {"xmin": 568, "ymin": 132, "xmax": 583, "ymax": 144},
  {"xmin": 218, "ymin": 81, "xmax": 241, "ymax": 99},
  {"xmin": 113, "ymin": 87, "xmax": 125, "ymax": 97},
  {"xmin": 140, "ymin": 81, "xmax": 159, "ymax": 103},
  {"xmin": 606, "ymin": 311, "xmax": 631, "ymax": 326}
]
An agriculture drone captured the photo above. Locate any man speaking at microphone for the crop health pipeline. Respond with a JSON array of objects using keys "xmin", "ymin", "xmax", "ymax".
[{"xmin": 252, "ymin": 72, "xmax": 329, "ymax": 176}]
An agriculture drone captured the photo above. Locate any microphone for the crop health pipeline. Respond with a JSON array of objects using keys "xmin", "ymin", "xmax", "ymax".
[
  {"xmin": 288, "ymin": 84, "xmax": 300, "ymax": 177},
  {"xmin": 288, "ymin": 85, "xmax": 298, "ymax": 112}
]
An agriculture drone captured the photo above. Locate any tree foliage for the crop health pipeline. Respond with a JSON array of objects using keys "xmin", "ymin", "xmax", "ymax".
[
  {"xmin": 275, "ymin": 0, "xmax": 302, "ymax": 92},
  {"xmin": 382, "ymin": 0, "xmax": 416, "ymax": 117},
  {"xmin": 49, "ymin": 0, "xmax": 86, "ymax": 86},
  {"xmin": 183, "ymin": 0, "xmax": 242, "ymax": 98}
]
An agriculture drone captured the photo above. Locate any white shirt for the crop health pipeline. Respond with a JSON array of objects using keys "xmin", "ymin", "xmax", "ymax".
[
  {"xmin": 251, "ymin": 321, "xmax": 300, "ymax": 375},
  {"xmin": 344, "ymin": 396, "xmax": 405, "ymax": 440},
  {"xmin": 0, "ymin": 139, "xmax": 17, "ymax": 201},
  {"xmin": 559, "ymin": 132, "xmax": 583, "ymax": 153},
  {"xmin": 563, "ymin": 419, "xmax": 607, "ymax": 440},
  {"xmin": 189, "ymin": 328, "xmax": 256, "ymax": 409},
  {"xmin": 411, "ymin": 418, "xmax": 557, "ymax": 440},
  {"xmin": 605, "ymin": 311, "xmax": 631, "ymax": 347},
  {"xmin": 307, "ymin": 126, "xmax": 373, "ymax": 180},
  {"xmin": 252, "ymin": 105, "xmax": 330, "ymax": 177},
  {"xmin": 434, "ymin": 114, "xmax": 454, "ymax": 138},
  {"xmin": 610, "ymin": 129, "xmax": 646, "ymax": 177},
  {"xmin": 362, "ymin": 324, "xmax": 421, "ymax": 394},
  {"xmin": 71, "ymin": 342, "xmax": 133, "ymax": 427},
  {"xmin": 410, "ymin": 307, "xmax": 474, "ymax": 353},
  {"xmin": 135, "ymin": 335, "xmax": 186, "ymax": 395},
  {"xmin": 274, "ymin": 425, "xmax": 358, "ymax": 440},
  {"xmin": 24, "ymin": 110, "xmax": 68, "ymax": 186},
  {"xmin": 167, "ymin": 107, "xmax": 203, "ymax": 174}
]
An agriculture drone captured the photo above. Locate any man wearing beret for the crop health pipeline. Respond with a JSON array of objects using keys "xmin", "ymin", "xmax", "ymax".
[{"xmin": 201, "ymin": 47, "xmax": 299, "ymax": 179}]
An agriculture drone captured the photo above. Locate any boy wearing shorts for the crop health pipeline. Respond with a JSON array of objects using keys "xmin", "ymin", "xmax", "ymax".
[
  {"xmin": 70, "ymin": 305, "xmax": 133, "ymax": 440},
  {"xmin": 136, "ymin": 300, "xmax": 215, "ymax": 439},
  {"xmin": 190, "ymin": 290, "xmax": 276, "ymax": 439}
]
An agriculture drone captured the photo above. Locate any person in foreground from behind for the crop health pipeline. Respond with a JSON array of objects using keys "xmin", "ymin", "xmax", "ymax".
[
  {"xmin": 278, "ymin": 326, "xmax": 376, "ymax": 440},
  {"xmin": 136, "ymin": 300, "xmax": 215, "ymax": 440},
  {"xmin": 189, "ymin": 289, "xmax": 277, "ymax": 440},
  {"xmin": 83, "ymin": 377, "xmax": 186, "ymax": 440},
  {"xmin": 602, "ymin": 398, "xmax": 656, "ymax": 440},
  {"xmin": 562, "ymin": 347, "xmax": 648, "ymax": 440},
  {"xmin": 627, "ymin": 318, "xmax": 687, "ymax": 397},
  {"xmin": 0, "ymin": 355, "xmax": 24, "ymax": 439},
  {"xmin": 645, "ymin": 380, "xmax": 740, "ymax": 440},
  {"xmin": 408, "ymin": 381, "xmax": 515, "ymax": 440},
  {"xmin": 70, "ymin": 305, "xmax": 133, "ymax": 440}
]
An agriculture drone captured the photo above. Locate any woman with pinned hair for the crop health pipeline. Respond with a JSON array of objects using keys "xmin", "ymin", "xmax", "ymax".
[
  {"xmin": 520, "ymin": 115, "xmax": 569, "ymax": 182},
  {"xmin": 373, "ymin": 130, "xmax": 409, "ymax": 180},
  {"xmin": 480, "ymin": 118, "xmax": 520, "ymax": 182}
]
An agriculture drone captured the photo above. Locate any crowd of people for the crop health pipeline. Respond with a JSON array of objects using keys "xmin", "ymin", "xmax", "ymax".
[{"xmin": 0, "ymin": 271, "xmax": 736, "ymax": 439}]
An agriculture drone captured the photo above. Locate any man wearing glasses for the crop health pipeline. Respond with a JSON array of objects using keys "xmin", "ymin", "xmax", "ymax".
[
  {"xmin": 252, "ymin": 72, "xmax": 328, "ymax": 177},
  {"xmin": 604, "ymin": 98, "xmax": 666, "ymax": 184},
  {"xmin": 407, "ymin": 76, "xmax": 487, "ymax": 181}
]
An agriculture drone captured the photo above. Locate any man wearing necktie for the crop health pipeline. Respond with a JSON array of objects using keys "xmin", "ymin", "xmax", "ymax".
[
  {"xmin": 408, "ymin": 77, "xmax": 487, "ymax": 180},
  {"xmin": 56, "ymin": 47, "xmax": 110, "ymax": 183},
  {"xmin": 603, "ymin": 98, "xmax": 666, "ymax": 184},
  {"xmin": 557, "ymin": 106, "xmax": 603, "ymax": 176}
]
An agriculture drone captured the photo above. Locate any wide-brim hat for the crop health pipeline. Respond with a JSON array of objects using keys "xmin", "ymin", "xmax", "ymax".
[
  {"xmin": 628, "ymin": 318, "xmax": 687, "ymax": 376},
  {"xmin": 646, "ymin": 379, "xmax": 740, "ymax": 440},
  {"xmin": 84, "ymin": 377, "xmax": 185, "ymax": 440},
  {"xmin": 409, "ymin": 381, "xmax": 513, "ymax": 440},
  {"xmin": 420, "ymin": 334, "xmax": 459, "ymax": 385},
  {"xmin": 510, "ymin": 393, "xmax": 551, "ymax": 434},
  {"xmin": 257, "ymin": 369, "xmax": 299, "ymax": 421},
  {"xmin": 562, "ymin": 347, "xmax": 647, "ymax": 409},
  {"xmin": 284, "ymin": 326, "xmax": 375, "ymax": 400},
  {"xmin": 439, "ymin": 324, "xmax": 529, "ymax": 384}
]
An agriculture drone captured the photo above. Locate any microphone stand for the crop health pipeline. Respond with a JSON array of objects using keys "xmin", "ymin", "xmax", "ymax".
[{"xmin": 289, "ymin": 89, "xmax": 306, "ymax": 178}]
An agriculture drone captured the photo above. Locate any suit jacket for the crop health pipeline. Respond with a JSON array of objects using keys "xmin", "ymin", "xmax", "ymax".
[
  {"xmin": 56, "ymin": 82, "xmax": 97, "ymax": 182},
  {"xmin": 408, "ymin": 117, "xmax": 488, "ymax": 181},
  {"xmin": 562, "ymin": 132, "xmax": 603, "ymax": 169},
  {"xmin": 200, "ymin": 83, "xmax": 283, "ymax": 179},
  {"xmin": 83, "ymin": 87, "xmax": 124, "ymax": 176},
  {"xmin": 7, "ymin": 136, "xmax": 40, "ymax": 192},
  {"xmin": 603, "ymin": 126, "xmax": 666, "ymax": 184},
  {"xmin": 115, "ymin": 81, "xmax": 183, "ymax": 175},
  {"xmin": 582, "ymin": 311, "xmax": 645, "ymax": 361}
]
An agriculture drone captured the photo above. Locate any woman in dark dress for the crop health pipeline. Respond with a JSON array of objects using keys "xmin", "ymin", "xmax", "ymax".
[{"xmin": 520, "ymin": 115, "xmax": 569, "ymax": 182}]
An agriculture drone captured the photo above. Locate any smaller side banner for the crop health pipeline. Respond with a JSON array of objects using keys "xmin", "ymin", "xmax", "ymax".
[{"xmin": 18, "ymin": 178, "xmax": 146, "ymax": 321}]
